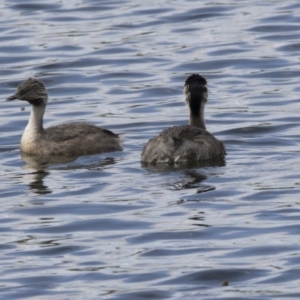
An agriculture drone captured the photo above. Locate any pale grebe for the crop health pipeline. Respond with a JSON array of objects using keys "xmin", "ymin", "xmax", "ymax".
[
  {"xmin": 141, "ymin": 74, "xmax": 226, "ymax": 164},
  {"xmin": 7, "ymin": 77, "xmax": 122, "ymax": 156}
]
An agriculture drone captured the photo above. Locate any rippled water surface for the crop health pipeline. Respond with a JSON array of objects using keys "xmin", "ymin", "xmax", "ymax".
[{"xmin": 1, "ymin": 0, "xmax": 300, "ymax": 299}]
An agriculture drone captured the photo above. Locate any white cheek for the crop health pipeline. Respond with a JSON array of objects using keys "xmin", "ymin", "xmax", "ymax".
[{"xmin": 184, "ymin": 92, "xmax": 191, "ymax": 105}]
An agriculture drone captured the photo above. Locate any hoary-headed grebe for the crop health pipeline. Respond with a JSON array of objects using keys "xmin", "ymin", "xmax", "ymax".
[
  {"xmin": 141, "ymin": 74, "xmax": 226, "ymax": 164},
  {"xmin": 7, "ymin": 77, "xmax": 122, "ymax": 156}
]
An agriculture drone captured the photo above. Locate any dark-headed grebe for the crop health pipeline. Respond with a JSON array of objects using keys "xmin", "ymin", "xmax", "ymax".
[
  {"xmin": 141, "ymin": 74, "xmax": 226, "ymax": 164},
  {"xmin": 7, "ymin": 77, "xmax": 122, "ymax": 156}
]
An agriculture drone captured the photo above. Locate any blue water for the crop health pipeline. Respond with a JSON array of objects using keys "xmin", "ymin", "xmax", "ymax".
[{"xmin": 1, "ymin": 0, "xmax": 300, "ymax": 299}]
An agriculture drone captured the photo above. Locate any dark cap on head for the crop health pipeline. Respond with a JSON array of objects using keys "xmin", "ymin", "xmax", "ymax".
[
  {"xmin": 184, "ymin": 74, "xmax": 208, "ymax": 118},
  {"xmin": 184, "ymin": 74, "xmax": 207, "ymax": 87},
  {"xmin": 6, "ymin": 77, "xmax": 47, "ymax": 105}
]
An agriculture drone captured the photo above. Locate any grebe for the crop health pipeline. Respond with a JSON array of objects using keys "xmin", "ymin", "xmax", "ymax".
[
  {"xmin": 141, "ymin": 74, "xmax": 226, "ymax": 164},
  {"xmin": 7, "ymin": 77, "xmax": 122, "ymax": 156}
]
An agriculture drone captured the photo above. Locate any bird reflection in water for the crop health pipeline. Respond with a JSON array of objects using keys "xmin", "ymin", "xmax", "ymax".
[
  {"xmin": 21, "ymin": 152, "xmax": 117, "ymax": 195},
  {"xmin": 173, "ymin": 170, "xmax": 216, "ymax": 193},
  {"xmin": 21, "ymin": 152, "xmax": 78, "ymax": 195},
  {"xmin": 142, "ymin": 158, "xmax": 225, "ymax": 195},
  {"xmin": 26, "ymin": 170, "xmax": 51, "ymax": 195},
  {"xmin": 21, "ymin": 152, "xmax": 78, "ymax": 170},
  {"xmin": 142, "ymin": 156, "xmax": 226, "ymax": 173}
]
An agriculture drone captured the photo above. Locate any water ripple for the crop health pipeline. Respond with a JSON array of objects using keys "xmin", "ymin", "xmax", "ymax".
[{"xmin": 0, "ymin": 0, "xmax": 300, "ymax": 299}]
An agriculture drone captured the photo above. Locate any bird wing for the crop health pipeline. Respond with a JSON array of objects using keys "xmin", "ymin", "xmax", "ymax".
[
  {"xmin": 141, "ymin": 125, "xmax": 225, "ymax": 163},
  {"xmin": 159, "ymin": 125, "xmax": 211, "ymax": 141},
  {"xmin": 45, "ymin": 122, "xmax": 119, "ymax": 143}
]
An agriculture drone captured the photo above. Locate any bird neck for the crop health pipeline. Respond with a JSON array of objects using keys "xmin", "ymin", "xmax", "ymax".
[
  {"xmin": 25, "ymin": 104, "xmax": 45, "ymax": 136},
  {"xmin": 189, "ymin": 103, "xmax": 206, "ymax": 129},
  {"xmin": 187, "ymin": 92, "xmax": 206, "ymax": 129}
]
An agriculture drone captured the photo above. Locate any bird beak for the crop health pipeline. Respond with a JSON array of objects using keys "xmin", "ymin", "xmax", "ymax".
[{"xmin": 6, "ymin": 94, "xmax": 18, "ymax": 101}]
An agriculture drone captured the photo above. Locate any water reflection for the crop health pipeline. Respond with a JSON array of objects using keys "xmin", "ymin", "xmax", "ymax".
[
  {"xmin": 21, "ymin": 153, "xmax": 79, "ymax": 195},
  {"xmin": 27, "ymin": 170, "xmax": 51, "ymax": 195},
  {"xmin": 141, "ymin": 157, "xmax": 226, "ymax": 173},
  {"xmin": 21, "ymin": 152, "xmax": 78, "ymax": 171},
  {"xmin": 142, "ymin": 159, "xmax": 225, "ymax": 193},
  {"xmin": 54, "ymin": 156, "xmax": 117, "ymax": 171},
  {"xmin": 21, "ymin": 153, "xmax": 118, "ymax": 195},
  {"xmin": 175, "ymin": 170, "xmax": 218, "ymax": 194}
]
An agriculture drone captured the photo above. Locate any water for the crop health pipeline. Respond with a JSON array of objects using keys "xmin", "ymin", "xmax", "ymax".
[{"xmin": 1, "ymin": 0, "xmax": 300, "ymax": 298}]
